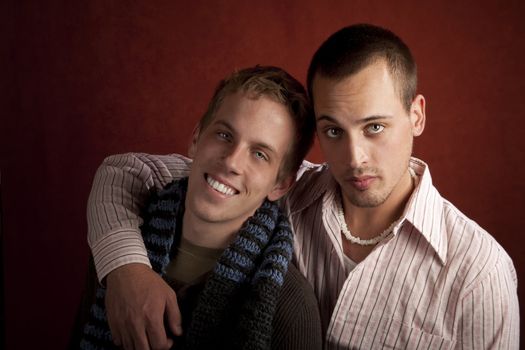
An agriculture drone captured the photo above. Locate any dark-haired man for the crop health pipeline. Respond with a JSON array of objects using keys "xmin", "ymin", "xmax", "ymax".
[
  {"xmin": 80, "ymin": 66, "xmax": 322, "ymax": 349},
  {"xmin": 85, "ymin": 25, "xmax": 519, "ymax": 349},
  {"xmin": 291, "ymin": 24, "xmax": 518, "ymax": 348}
]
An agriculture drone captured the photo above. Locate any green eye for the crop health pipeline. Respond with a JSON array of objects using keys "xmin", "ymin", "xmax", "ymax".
[
  {"xmin": 254, "ymin": 151, "xmax": 268, "ymax": 161},
  {"xmin": 366, "ymin": 124, "xmax": 384, "ymax": 134}
]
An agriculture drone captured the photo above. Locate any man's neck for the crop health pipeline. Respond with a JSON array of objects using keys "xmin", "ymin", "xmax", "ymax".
[
  {"xmin": 181, "ymin": 211, "xmax": 241, "ymax": 249},
  {"xmin": 340, "ymin": 169, "xmax": 416, "ymax": 263}
]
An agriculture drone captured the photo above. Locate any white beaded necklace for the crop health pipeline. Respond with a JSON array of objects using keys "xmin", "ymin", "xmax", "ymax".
[
  {"xmin": 337, "ymin": 168, "xmax": 417, "ymax": 246},
  {"xmin": 336, "ymin": 198, "xmax": 399, "ymax": 245}
]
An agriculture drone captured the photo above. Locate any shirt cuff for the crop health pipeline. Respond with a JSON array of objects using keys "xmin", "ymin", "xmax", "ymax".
[{"xmin": 90, "ymin": 228, "xmax": 152, "ymax": 283}]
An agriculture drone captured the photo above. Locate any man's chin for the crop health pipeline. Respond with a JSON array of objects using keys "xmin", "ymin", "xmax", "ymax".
[{"xmin": 346, "ymin": 191, "xmax": 387, "ymax": 208}]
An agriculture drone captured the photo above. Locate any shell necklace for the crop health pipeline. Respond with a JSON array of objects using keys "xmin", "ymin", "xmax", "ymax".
[
  {"xmin": 337, "ymin": 168, "xmax": 416, "ymax": 246},
  {"xmin": 336, "ymin": 198, "xmax": 399, "ymax": 245}
]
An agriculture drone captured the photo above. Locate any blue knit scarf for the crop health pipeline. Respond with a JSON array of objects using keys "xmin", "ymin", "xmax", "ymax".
[{"xmin": 81, "ymin": 177, "xmax": 294, "ymax": 349}]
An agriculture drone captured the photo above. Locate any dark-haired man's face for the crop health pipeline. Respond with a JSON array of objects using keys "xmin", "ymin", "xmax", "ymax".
[{"xmin": 313, "ymin": 60, "xmax": 425, "ymax": 212}]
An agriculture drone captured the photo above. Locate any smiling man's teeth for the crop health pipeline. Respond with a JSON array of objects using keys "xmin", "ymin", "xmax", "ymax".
[{"xmin": 206, "ymin": 176, "xmax": 236, "ymax": 195}]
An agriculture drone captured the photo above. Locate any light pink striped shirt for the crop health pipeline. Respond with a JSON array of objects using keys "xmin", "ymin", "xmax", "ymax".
[{"xmin": 87, "ymin": 153, "xmax": 519, "ymax": 349}]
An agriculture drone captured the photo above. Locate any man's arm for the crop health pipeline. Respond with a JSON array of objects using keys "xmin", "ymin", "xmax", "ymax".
[
  {"xmin": 456, "ymin": 253, "xmax": 519, "ymax": 349},
  {"xmin": 87, "ymin": 152, "xmax": 191, "ymax": 281},
  {"xmin": 86, "ymin": 152, "xmax": 191, "ymax": 349}
]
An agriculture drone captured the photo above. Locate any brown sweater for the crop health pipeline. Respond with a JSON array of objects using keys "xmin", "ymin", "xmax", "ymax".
[
  {"xmin": 271, "ymin": 264, "xmax": 323, "ymax": 350},
  {"xmin": 165, "ymin": 239, "xmax": 322, "ymax": 350}
]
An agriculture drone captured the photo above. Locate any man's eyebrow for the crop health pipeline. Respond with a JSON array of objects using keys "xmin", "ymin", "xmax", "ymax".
[
  {"xmin": 316, "ymin": 115, "xmax": 338, "ymax": 123},
  {"xmin": 359, "ymin": 115, "xmax": 393, "ymax": 123},
  {"xmin": 214, "ymin": 120, "xmax": 277, "ymax": 156},
  {"xmin": 215, "ymin": 120, "xmax": 234, "ymax": 131},
  {"xmin": 316, "ymin": 115, "xmax": 393, "ymax": 124}
]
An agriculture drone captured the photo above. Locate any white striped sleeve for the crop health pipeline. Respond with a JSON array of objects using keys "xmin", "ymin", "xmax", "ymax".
[
  {"xmin": 458, "ymin": 252, "xmax": 519, "ymax": 349},
  {"xmin": 86, "ymin": 153, "xmax": 191, "ymax": 281}
]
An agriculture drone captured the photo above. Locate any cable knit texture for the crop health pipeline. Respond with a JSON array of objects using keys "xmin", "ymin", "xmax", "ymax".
[{"xmin": 80, "ymin": 177, "xmax": 294, "ymax": 350}]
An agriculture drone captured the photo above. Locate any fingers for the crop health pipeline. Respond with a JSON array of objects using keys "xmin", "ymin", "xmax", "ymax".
[
  {"xmin": 104, "ymin": 264, "xmax": 180, "ymax": 350},
  {"xmin": 145, "ymin": 316, "xmax": 172, "ymax": 350},
  {"xmin": 121, "ymin": 331, "xmax": 134, "ymax": 350},
  {"xmin": 109, "ymin": 313, "xmax": 149, "ymax": 350},
  {"xmin": 145, "ymin": 293, "xmax": 181, "ymax": 350},
  {"xmin": 128, "ymin": 321, "xmax": 150, "ymax": 350},
  {"xmin": 165, "ymin": 295, "xmax": 183, "ymax": 337}
]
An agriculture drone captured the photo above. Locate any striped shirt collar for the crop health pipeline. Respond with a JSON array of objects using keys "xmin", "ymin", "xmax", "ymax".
[
  {"xmin": 403, "ymin": 158, "xmax": 448, "ymax": 265},
  {"xmin": 292, "ymin": 157, "xmax": 448, "ymax": 265}
]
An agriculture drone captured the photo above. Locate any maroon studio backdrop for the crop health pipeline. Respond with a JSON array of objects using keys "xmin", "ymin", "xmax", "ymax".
[{"xmin": 2, "ymin": 1, "xmax": 524, "ymax": 348}]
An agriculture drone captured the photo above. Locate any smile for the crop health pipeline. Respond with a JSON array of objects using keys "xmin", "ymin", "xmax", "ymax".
[{"xmin": 205, "ymin": 175, "xmax": 238, "ymax": 196}]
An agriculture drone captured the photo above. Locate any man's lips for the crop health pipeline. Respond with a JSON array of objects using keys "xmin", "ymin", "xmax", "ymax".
[
  {"xmin": 349, "ymin": 176, "xmax": 376, "ymax": 191},
  {"xmin": 205, "ymin": 174, "xmax": 239, "ymax": 196}
]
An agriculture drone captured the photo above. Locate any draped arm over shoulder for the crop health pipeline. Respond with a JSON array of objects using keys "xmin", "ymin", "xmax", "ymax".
[{"xmin": 87, "ymin": 153, "xmax": 192, "ymax": 282}]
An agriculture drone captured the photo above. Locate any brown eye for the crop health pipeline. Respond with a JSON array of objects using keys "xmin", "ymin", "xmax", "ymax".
[
  {"xmin": 326, "ymin": 128, "xmax": 342, "ymax": 138},
  {"xmin": 216, "ymin": 131, "xmax": 231, "ymax": 141}
]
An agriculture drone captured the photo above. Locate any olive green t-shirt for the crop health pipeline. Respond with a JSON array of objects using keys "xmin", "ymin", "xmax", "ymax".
[{"xmin": 164, "ymin": 237, "xmax": 223, "ymax": 284}]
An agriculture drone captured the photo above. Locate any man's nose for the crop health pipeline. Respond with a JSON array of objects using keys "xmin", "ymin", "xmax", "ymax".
[
  {"xmin": 346, "ymin": 137, "xmax": 368, "ymax": 169},
  {"xmin": 222, "ymin": 144, "xmax": 245, "ymax": 175}
]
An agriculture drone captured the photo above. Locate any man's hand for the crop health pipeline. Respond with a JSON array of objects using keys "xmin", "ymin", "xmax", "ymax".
[{"xmin": 105, "ymin": 263, "xmax": 183, "ymax": 350}]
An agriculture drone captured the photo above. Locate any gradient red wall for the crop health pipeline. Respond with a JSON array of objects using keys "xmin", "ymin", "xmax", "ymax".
[{"xmin": 2, "ymin": 1, "xmax": 524, "ymax": 348}]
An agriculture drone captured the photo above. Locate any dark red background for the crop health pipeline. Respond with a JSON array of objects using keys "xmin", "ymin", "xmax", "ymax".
[{"xmin": 2, "ymin": 1, "xmax": 524, "ymax": 348}]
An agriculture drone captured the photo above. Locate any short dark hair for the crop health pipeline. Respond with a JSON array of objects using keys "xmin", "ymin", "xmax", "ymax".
[
  {"xmin": 199, "ymin": 65, "xmax": 315, "ymax": 179},
  {"xmin": 307, "ymin": 24, "xmax": 417, "ymax": 112}
]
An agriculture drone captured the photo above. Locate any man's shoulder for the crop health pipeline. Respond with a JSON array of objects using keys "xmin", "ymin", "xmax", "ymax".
[
  {"xmin": 441, "ymin": 198, "xmax": 503, "ymax": 252},
  {"xmin": 287, "ymin": 161, "xmax": 333, "ymax": 213},
  {"xmin": 440, "ymin": 199, "xmax": 517, "ymax": 292},
  {"xmin": 281, "ymin": 264, "xmax": 314, "ymax": 294},
  {"xmin": 133, "ymin": 152, "xmax": 192, "ymax": 178},
  {"xmin": 139, "ymin": 152, "xmax": 192, "ymax": 168},
  {"xmin": 273, "ymin": 264, "xmax": 322, "ymax": 349},
  {"xmin": 276, "ymin": 264, "xmax": 320, "ymax": 324}
]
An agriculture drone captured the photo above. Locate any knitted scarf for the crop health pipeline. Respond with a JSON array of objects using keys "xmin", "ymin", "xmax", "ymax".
[{"xmin": 80, "ymin": 178, "xmax": 294, "ymax": 350}]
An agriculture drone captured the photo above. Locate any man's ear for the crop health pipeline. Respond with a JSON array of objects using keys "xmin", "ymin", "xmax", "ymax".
[
  {"xmin": 188, "ymin": 125, "xmax": 201, "ymax": 158},
  {"xmin": 267, "ymin": 174, "xmax": 295, "ymax": 201},
  {"xmin": 410, "ymin": 94, "xmax": 426, "ymax": 137}
]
